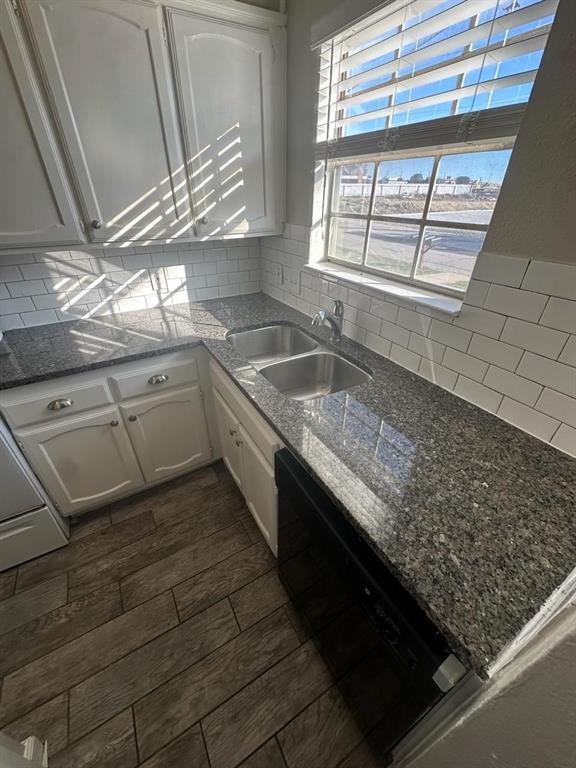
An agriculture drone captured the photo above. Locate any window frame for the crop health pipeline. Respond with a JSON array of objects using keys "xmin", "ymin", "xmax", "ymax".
[{"xmin": 323, "ymin": 139, "xmax": 514, "ymax": 298}]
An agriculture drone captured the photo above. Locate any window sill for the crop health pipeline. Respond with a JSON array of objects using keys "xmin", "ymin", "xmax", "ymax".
[{"xmin": 305, "ymin": 262, "xmax": 463, "ymax": 317}]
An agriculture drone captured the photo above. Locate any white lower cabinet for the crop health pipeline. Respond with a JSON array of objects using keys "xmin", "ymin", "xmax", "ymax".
[
  {"xmin": 3, "ymin": 350, "xmax": 216, "ymax": 516},
  {"xmin": 213, "ymin": 389, "xmax": 243, "ymax": 489},
  {"xmin": 121, "ymin": 386, "xmax": 212, "ymax": 484},
  {"xmin": 238, "ymin": 424, "xmax": 278, "ymax": 554},
  {"xmin": 211, "ymin": 363, "xmax": 281, "ymax": 555},
  {"xmin": 16, "ymin": 406, "xmax": 145, "ymax": 515}
]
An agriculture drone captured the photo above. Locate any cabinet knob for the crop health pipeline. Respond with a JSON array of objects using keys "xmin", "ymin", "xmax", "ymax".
[
  {"xmin": 128, "ymin": 415, "xmax": 137, "ymax": 422},
  {"xmin": 47, "ymin": 398, "xmax": 73, "ymax": 411},
  {"xmin": 91, "ymin": 219, "xmax": 102, "ymax": 229},
  {"xmin": 148, "ymin": 373, "xmax": 169, "ymax": 385},
  {"xmin": 110, "ymin": 419, "xmax": 119, "ymax": 427},
  {"xmin": 235, "ymin": 439, "xmax": 243, "ymax": 447},
  {"xmin": 229, "ymin": 428, "xmax": 236, "ymax": 436},
  {"xmin": 198, "ymin": 215, "xmax": 208, "ymax": 225}
]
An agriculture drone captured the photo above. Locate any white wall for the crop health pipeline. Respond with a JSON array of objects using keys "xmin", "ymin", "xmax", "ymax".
[
  {"xmin": 0, "ymin": 240, "xmax": 260, "ymax": 328},
  {"xmin": 405, "ymin": 603, "xmax": 576, "ymax": 768},
  {"xmin": 482, "ymin": 0, "xmax": 576, "ymax": 265}
]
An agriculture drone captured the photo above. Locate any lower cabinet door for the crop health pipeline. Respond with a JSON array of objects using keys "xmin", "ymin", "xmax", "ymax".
[
  {"xmin": 239, "ymin": 424, "xmax": 277, "ymax": 555},
  {"xmin": 121, "ymin": 385, "xmax": 212, "ymax": 484},
  {"xmin": 213, "ymin": 388, "xmax": 243, "ymax": 490},
  {"xmin": 16, "ymin": 406, "xmax": 144, "ymax": 515}
]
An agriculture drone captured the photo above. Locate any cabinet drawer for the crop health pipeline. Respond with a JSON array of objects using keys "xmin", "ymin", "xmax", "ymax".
[
  {"xmin": 1, "ymin": 381, "xmax": 113, "ymax": 429},
  {"xmin": 210, "ymin": 359, "xmax": 281, "ymax": 466},
  {"xmin": 110, "ymin": 360, "xmax": 198, "ymax": 400}
]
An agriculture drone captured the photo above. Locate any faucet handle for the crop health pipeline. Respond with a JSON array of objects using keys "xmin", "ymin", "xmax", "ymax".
[{"xmin": 332, "ymin": 300, "xmax": 344, "ymax": 317}]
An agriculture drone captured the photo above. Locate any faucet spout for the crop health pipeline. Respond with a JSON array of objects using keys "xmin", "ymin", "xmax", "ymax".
[{"xmin": 311, "ymin": 300, "xmax": 344, "ymax": 342}]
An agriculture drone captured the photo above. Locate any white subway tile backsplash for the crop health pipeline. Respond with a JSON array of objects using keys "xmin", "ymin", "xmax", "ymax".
[
  {"xmin": 0, "ymin": 314, "xmax": 24, "ymax": 331},
  {"xmin": 0, "ymin": 297, "xmax": 35, "ymax": 315},
  {"xmin": 500, "ymin": 318, "xmax": 568, "ymax": 360},
  {"xmin": 517, "ymin": 352, "xmax": 576, "ymax": 397},
  {"xmin": 356, "ymin": 310, "xmax": 381, "ymax": 334},
  {"xmin": 7, "ymin": 280, "xmax": 47, "ymax": 298},
  {"xmin": 522, "ymin": 261, "xmax": 576, "ymax": 300},
  {"xmin": 20, "ymin": 309, "xmax": 60, "ymax": 327},
  {"xmin": 429, "ymin": 319, "xmax": 472, "ymax": 352},
  {"xmin": 379, "ymin": 318, "xmax": 410, "ymax": 347},
  {"xmin": 347, "ymin": 289, "xmax": 372, "ymax": 313},
  {"xmin": 536, "ymin": 388, "xmax": 576, "ymax": 429},
  {"xmin": 364, "ymin": 332, "xmax": 392, "ymax": 358},
  {"xmin": 539, "ymin": 297, "xmax": 576, "ymax": 335},
  {"xmin": 418, "ymin": 359, "xmax": 457, "ymax": 390},
  {"xmin": 390, "ymin": 344, "xmax": 421, "ymax": 373},
  {"xmin": 0, "ymin": 266, "xmax": 23, "ymax": 282},
  {"xmin": 453, "ymin": 305, "xmax": 506, "ymax": 339},
  {"xmin": 454, "ymin": 376, "xmax": 503, "ymax": 414},
  {"xmin": 408, "ymin": 333, "xmax": 445, "ymax": 363},
  {"xmin": 559, "ymin": 336, "xmax": 576, "ymax": 366},
  {"xmin": 497, "ymin": 398, "xmax": 560, "ymax": 442},
  {"xmin": 0, "ymin": 284, "xmax": 9, "ymax": 301},
  {"xmin": 468, "ymin": 334, "xmax": 523, "ymax": 372},
  {"xmin": 442, "ymin": 347, "xmax": 489, "ymax": 382},
  {"xmin": 484, "ymin": 284, "xmax": 547, "ymax": 322},
  {"xmin": 370, "ymin": 297, "xmax": 398, "ymax": 323},
  {"xmin": 19, "ymin": 263, "xmax": 58, "ymax": 280},
  {"xmin": 397, "ymin": 307, "xmax": 431, "ymax": 336},
  {"xmin": 551, "ymin": 424, "xmax": 576, "ymax": 457},
  {"xmin": 463, "ymin": 279, "xmax": 490, "ymax": 308},
  {"xmin": 483, "ymin": 366, "xmax": 543, "ymax": 407},
  {"xmin": 471, "ymin": 252, "xmax": 528, "ymax": 287}
]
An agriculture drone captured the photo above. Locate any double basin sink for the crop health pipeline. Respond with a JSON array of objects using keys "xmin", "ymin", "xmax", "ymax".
[{"xmin": 226, "ymin": 324, "xmax": 372, "ymax": 401}]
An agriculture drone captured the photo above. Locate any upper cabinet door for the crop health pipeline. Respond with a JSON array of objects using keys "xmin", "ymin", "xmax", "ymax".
[
  {"xmin": 22, "ymin": 0, "xmax": 192, "ymax": 243},
  {"xmin": 167, "ymin": 8, "xmax": 284, "ymax": 237},
  {"xmin": 0, "ymin": 1, "xmax": 81, "ymax": 248}
]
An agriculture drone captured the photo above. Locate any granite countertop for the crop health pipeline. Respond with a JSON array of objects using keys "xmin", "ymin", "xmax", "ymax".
[{"xmin": 1, "ymin": 294, "xmax": 575, "ymax": 676}]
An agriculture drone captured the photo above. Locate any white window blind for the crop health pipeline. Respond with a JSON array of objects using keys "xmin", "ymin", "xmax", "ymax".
[{"xmin": 316, "ymin": 0, "xmax": 557, "ymax": 152}]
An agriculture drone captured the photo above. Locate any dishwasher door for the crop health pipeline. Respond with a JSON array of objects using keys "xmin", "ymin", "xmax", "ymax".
[{"xmin": 275, "ymin": 448, "xmax": 457, "ymax": 762}]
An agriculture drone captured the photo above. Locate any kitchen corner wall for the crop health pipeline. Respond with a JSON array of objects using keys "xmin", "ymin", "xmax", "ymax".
[
  {"xmin": 0, "ymin": 239, "xmax": 260, "ymax": 330},
  {"xmin": 261, "ymin": 225, "xmax": 576, "ymax": 458}
]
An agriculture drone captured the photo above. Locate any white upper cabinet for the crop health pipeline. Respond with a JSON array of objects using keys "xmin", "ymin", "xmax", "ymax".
[
  {"xmin": 166, "ymin": 4, "xmax": 284, "ymax": 237},
  {"xmin": 0, "ymin": 0, "xmax": 81, "ymax": 247},
  {"xmin": 21, "ymin": 0, "xmax": 191, "ymax": 243}
]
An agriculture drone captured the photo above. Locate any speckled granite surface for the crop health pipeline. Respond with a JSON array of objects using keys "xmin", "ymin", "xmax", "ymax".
[{"xmin": 1, "ymin": 294, "xmax": 575, "ymax": 676}]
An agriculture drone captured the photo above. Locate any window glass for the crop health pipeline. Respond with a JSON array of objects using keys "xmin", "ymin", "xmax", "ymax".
[
  {"xmin": 428, "ymin": 150, "xmax": 511, "ymax": 225},
  {"xmin": 366, "ymin": 221, "xmax": 420, "ymax": 276},
  {"xmin": 328, "ymin": 217, "xmax": 367, "ymax": 264},
  {"xmin": 416, "ymin": 227, "xmax": 486, "ymax": 291},
  {"xmin": 332, "ymin": 163, "xmax": 375, "ymax": 214},
  {"xmin": 372, "ymin": 157, "xmax": 434, "ymax": 217}
]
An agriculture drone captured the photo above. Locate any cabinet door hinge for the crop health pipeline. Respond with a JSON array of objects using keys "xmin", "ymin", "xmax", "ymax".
[
  {"xmin": 11, "ymin": 0, "xmax": 19, "ymax": 16},
  {"xmin": 162, "ymin": 22, "xmax": 167, "ymax": 45}
]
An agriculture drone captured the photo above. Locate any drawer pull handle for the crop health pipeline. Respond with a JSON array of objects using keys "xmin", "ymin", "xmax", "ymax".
[
  {"xmin": 47, "ymin": 398, "xmax": 73, "ymax": 411},
  {"xmin": 229, "ymin": 428, "xmax": 236, "ymax": 436},
  {"xmin": 128, "ymin": 415, "xmax": 137, "ymax": 422},
  {"xmin": 235, "ymin": 439, "xmax": 243, "ymax": 447},
  {"xmin": 110, "ymin": 419, "xmax": 119, "ymax": 427},
  {"xmin": 148, "ymin": 374, "xmax": 169, "ymax": 385}
]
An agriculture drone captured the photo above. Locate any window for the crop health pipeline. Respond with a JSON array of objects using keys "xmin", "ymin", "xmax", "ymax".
[{"xmin": 316, "ymin": 0, "xmax": 557, "ymax": 294}]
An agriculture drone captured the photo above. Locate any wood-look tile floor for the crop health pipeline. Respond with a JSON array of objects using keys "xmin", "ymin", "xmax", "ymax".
[{"xmin": 0, "ymin": 463, "xmax": 388, "ymax": 768}]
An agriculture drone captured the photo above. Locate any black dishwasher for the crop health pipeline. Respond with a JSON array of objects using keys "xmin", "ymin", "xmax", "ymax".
[{"xmin": 275, "ymin": 448, "xmax": 465, "ymax": 764}]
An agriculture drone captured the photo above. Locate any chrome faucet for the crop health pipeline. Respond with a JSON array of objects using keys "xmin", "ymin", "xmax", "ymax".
[{"xmin": 311, "ymin": 300, "xmax": 344, "ymax": 342}]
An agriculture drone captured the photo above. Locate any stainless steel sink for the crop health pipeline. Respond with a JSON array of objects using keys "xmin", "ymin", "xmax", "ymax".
[
  {"xmin": 226, "ymin": 324, "xmax": 317, "ymax": 365},
  {"xmin": 259, "ymin": 352, "xmax": 371, "ymax": 400}
]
